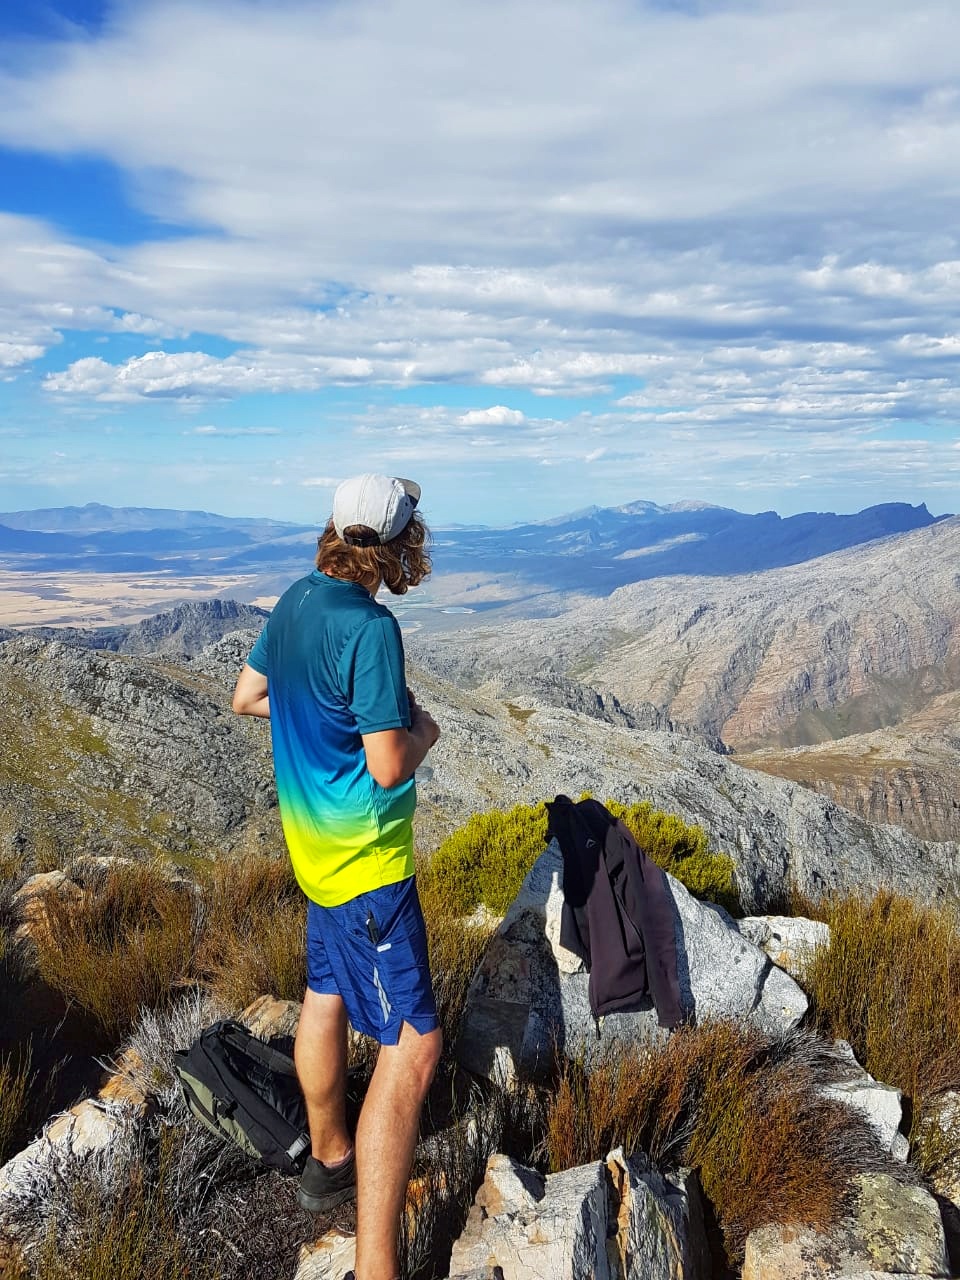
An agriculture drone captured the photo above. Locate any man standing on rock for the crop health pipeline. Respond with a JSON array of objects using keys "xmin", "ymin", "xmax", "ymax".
[{"xmin": 232, "ymin": 474, "xmax": 442, "ymax": 1280}]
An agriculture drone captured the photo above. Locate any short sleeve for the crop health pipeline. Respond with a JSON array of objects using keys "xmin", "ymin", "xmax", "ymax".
[
  {"xmin": 338, "ymin": 615, "xmax": 411, "ymax": 734},
  {"xmin": 246, "ymin": 624, "xmax": 270, "ymax": 676}
]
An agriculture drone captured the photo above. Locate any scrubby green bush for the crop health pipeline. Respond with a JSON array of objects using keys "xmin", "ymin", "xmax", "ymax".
[
  {"xmin": 423, "ymin": 797, "xmax": 738, "ymax": 916},
  {"xmin": 424, "ymin": 801, "xmax": 549, "ymax": 915},
  {"xmin": 418, "ymin": 871, "xmax": 497, "ymax": 1048},
  {"xmin": 604, "ymin": 798, "xmax": 738, "ymax": 914},
  {"xmin": 801, "ymin": 889, "xmax": 960, "ymax": 1172}
]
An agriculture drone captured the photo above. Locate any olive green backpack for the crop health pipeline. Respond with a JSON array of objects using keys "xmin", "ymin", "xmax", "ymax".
[{"xmin": 173, "ymin": 1019, "xmax": 311, "ymax": 1174}]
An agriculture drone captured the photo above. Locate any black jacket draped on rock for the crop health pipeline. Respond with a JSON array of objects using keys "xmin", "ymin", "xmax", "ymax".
[{"xmin": 546, "ymin": 795, "xmax": 684, "ymax": 1029}]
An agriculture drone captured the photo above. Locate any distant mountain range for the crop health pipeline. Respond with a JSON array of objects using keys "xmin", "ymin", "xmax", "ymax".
[{"xmin": 0, "ymin": 499, "xmax": 948, "ymax": 593}]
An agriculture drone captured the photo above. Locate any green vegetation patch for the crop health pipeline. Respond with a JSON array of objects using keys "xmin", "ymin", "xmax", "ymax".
[
  {"xmin": 424, "ymin": 797, "xmax": 738, "ymax": 916},
  {"xmin": 505, "ymin": 703, "xmax": 536, "ymax": 724},
  {"xmin": 603, "ymin": 798, "xmax": 738, "ymax": 915}
]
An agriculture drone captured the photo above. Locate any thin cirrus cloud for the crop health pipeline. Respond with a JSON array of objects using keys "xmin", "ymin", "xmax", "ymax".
[
  {"xmin": 186, "ymin": 426, "xmax": 282, "ymax": 437},
  {"xmin": 0, "ymin": 0, "xmax": 958, "ymax": 519}
]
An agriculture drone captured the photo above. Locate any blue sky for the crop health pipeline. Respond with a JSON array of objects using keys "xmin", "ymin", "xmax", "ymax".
[{"xmin": 1, "ymin": 0, "xmax": 960, "ymax": 526}]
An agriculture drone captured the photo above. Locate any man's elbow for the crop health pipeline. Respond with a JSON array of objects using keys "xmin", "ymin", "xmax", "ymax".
[{"xmin": 368, "ymin": 761, "xmax": 409, "ymax": 789}]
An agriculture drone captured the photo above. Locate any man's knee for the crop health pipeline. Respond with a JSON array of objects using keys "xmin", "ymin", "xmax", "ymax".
[{"xmin": 395, "ymin": 1023, "xmax": 442, "ymax": 1095}]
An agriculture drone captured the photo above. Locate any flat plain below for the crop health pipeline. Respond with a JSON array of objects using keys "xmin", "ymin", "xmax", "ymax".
[{"xmin": 0, "ymin": 570, "xmax": 268, "ymax": 628}]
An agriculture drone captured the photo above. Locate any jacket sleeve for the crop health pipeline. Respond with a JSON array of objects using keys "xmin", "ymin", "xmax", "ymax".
[
  {"xmin": 546, "ymin": 796, "xmax": 593, "ymax": 965},
  {"xmin": 612, "ymin": 819, "xmax": 684, "ymax": 1029}
]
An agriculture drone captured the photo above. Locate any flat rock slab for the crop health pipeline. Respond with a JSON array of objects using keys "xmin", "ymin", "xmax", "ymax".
[
  {"xmin": 742, "ymin": 1173, "xmax": 950, "ymax": 1280},
  {"xmin": 457, "ymin": 841, "xmax": 807, "ymax": 1082}
]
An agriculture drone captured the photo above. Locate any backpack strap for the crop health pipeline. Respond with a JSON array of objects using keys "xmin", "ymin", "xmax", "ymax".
[{"xmin": 218, "ymin": 1020, "xmax": 300, "ymax": 1077}]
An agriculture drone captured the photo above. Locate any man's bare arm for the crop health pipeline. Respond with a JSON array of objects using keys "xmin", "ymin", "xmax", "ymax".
[
  {"xmin": 232, "ymin": 664, "xmax": 271, "ymax": 718},
  {"xmin": 362, "ymin": 706, "xmax": 440, "ymax": 789}
]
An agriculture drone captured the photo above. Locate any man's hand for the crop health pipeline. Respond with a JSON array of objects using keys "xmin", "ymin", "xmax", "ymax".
[
  {"xmin": 411, "ymin": 703, "xmax": 440, "ymax": 748},
  {"xmin": 363, "ymin": 703, "xmax": 440, "ymax": 788}
]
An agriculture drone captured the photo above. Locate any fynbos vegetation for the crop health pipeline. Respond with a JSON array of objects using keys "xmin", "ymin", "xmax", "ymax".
[{"xmin": 1, "ymin": 798, "xmax": 957, "ymax": 1276}]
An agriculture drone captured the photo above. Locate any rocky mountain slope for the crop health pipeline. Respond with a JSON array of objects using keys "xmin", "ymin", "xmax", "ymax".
[
  {"xmin": 0, "ymin": 633, "xmax": 281, "ymax": 866},
  {"xmin": 409, "ymin": 517, "xmax": 960, "ymax": 753},
  {"xmin": 2, "ymin": 626, "xmax": 957, "ymax": 913}
]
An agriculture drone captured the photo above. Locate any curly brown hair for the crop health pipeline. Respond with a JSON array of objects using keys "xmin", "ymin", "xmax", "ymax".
[{"xmin": 315, "ymin": 511, "xmax": 432, "ymax": 595}]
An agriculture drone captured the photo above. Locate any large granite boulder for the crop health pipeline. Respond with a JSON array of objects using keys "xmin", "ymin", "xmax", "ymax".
[
  {"xmin": 741, "ymin": 1173, "xmax": 950, "ymax": 1279},
  {"xmin": 456, "ymin": 841, "xmax": 807, "ymax": 1081},
  {"xmin": 447, "ymin": 1147, "xmax": 707, "ymax": 1280}
]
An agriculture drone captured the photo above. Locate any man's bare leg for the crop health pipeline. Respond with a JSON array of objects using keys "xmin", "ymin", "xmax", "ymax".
[
  {"xmin": 295, "ymin": 988, "xmax": 353, "ymax": 1164},
  {"xmin": 353, "ymin": 1022, "xmax": 442, "ymax": 1280}
]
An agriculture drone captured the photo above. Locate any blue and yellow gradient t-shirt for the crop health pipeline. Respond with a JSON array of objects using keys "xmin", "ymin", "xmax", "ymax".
[{"xmin": 246, "ymin": 571, "xmax": 415, "ymax": 908}]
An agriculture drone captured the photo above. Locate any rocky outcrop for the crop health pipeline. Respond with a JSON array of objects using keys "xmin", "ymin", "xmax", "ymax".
[
  {"xmin": 821, "ymin": 1042, "xmax": 910, "ymax": 1163},
  {"xmin": 455, "ymin": 841, "xmax": 807, "ymax": 1083},
  {"xmin": 294, "ymin": 1228, "xmax": 357, "ymax": 1280},
  {"xmin": 447, "ymin": 1148, "xmax": 708, "ymax": 1280},
  {"xmin": 741, "ymin": 1173, "xmax": 950, "ymax": 1279},
  {"xmin": 109, "ymin": 599, "xmax": 269, "ymax": 657},
  {"xmin": 0, "ymin": 1046, "xmax": 150, "ymax": 1211},
  {"xmin": 920, "ymin": 1092, "xmax": 960, "ymax": 1208},
  {"xmin": 16, "ymin": 599, "xmax": 270, "ymax": 659}
]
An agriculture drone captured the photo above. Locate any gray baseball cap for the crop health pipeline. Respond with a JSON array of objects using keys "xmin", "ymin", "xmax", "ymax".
[{"xmin": 332, "ymin": 473, "xmax": 421, "ymax": 546}]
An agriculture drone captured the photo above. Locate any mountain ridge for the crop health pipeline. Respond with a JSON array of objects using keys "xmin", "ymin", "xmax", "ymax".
[
  {"xmin": 0, "ymin": 500, "xmax": 946, "ymax": 597},
  {"xmin": 1, "ymin": 625, "xmax": 956, "ymax": 914}
]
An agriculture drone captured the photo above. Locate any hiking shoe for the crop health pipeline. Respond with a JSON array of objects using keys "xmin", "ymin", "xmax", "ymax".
[{"xmin": 297, "ymin": 1151, "xmax": 356, "ymax": 1213}]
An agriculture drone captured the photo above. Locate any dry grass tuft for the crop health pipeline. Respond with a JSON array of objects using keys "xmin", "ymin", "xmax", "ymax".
[
  {"xmin": 194, "ymin": 855, "xmax": 306, "ymax": 1011},
  {"xmin": 544, "ymin": 1021, "xmax": 897, "ymax": 1263},
  {"xmin": 32, "ymin": 863, "xmax": 199, "ymax": 1042},
  {"xmin": 801, "ymin": 889, "xmax": 960, "ymax": 1173},
  {"xmin": 0, "ymin": 1042, "xmax": 60, "ymax": 1166},
  {"xmin": 26, "ymin": 1123, "xmax": 234, "ymax": 1280}
]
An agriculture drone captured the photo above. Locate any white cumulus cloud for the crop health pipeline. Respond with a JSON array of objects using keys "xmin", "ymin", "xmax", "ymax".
[{"xmin": 457, "ymin": 406, "xmax": 526, "ymax": 427}]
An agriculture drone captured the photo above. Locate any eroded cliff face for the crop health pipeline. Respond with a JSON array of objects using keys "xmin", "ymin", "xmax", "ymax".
[{"xmin": 739, "ymin": 691, "xmax": 960, "ymax": 842}]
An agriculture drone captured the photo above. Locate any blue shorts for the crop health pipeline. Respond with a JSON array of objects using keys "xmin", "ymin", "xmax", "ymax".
[{"xmin": 305, "ymin": 876, "xmax": 439, "ymax": 1045}]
